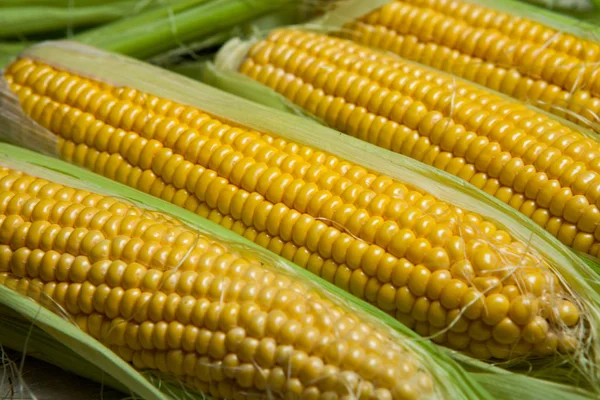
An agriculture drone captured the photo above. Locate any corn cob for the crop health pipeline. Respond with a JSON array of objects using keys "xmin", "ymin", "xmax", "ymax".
[
  {"xmin": 1, "ymin": 43, "xmax": 597, "ymax": 369},
  {"xmin": 330, "ymin": 0, "xmax": 600, "ymax": 133},
  {"xmin": 216, "ymin": 27, "xmax": 600, "ymax": 257},
  {"xmin": 0, "ymin": 162, "xmax": 444, "ymax": 400}
]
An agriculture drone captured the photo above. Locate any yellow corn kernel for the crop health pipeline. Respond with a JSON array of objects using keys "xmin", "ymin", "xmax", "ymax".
[
  {"xmin": 237, "ymin": 28, "xmax": 600, "ymax": 257},
  {"xmin": 340, "ymin": 0, "xmax": 600, "ymax": 131},
  {"xmin": 3, "ymin": 57, "xmax": 584, "ymax": 361},
  {"xmin": 0, "ymin": 166, "xmax": 435, "ymax": 400}
]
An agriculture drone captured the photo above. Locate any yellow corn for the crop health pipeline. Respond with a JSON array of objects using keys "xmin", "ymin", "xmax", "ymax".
[
  {"xmin": 236, "ymin": 28, "xmax": 600, "ymax": 256},
  {"xmin": 3, "ymin": 56, "xmax": 584, "ymax": 360},
  {"xmin": 340, "ymin": 0, "xmax": 600, "ymax": 131},
  {"xmin": 0, "ymin": 165, "xmax": 439, "ymax": 400}
]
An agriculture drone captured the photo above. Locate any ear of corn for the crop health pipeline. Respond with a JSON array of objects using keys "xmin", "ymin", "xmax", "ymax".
[
  {"xmin": 315, "ymin": 0, "xmax": 600, "ymax": 133},
  {"xmin": 212, "ymin": 26, "xmax": 600, "ymax": 260},
  {"xmin": 3, "ymin": 143, "xmax": 600, "ymax": 400},
  {"xmin": 2, "ymin": 42, "xmax": 600, "ymax": 386},
  {"xmin": 0, "ymin": 141, "xmax": 495, "ymax": 400}
]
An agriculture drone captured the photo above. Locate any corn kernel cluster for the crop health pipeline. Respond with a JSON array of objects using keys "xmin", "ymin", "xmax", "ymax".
[
  {"xmin": 344, "ymin": 0, "xmax": 600, "ymax": 131},
  {"xmin": 3, "ymin": 57, "xmax": 583, "ymax": 361},
  {"xmin": 239, "ymin": 28, "xmax": 600, "ymax": 257},
  {"xmin": 0, "ymin": 166, "xmax": 438, "ymax": 400}
]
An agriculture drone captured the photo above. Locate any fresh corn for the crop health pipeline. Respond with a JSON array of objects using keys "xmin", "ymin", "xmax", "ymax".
[
  {"xmin": 0, "ymin": 161, "xmax": 443, "ymax": 400},
  {"xmin": 1, "ymin": 43, "xmax": 598, "ymax": 371},
  {"xmin": 214, "ymin": 27, "xmax": 600, "ymax": 257},
  {"xmin": 334, "ymin": 0, "xmax": 600, "ymax": 132}
]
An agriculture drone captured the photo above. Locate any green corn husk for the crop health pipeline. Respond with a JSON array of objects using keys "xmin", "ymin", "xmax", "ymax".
[
  {"xmin": 72, "ymin": 0, "xmax": 306, "ymax": 59},
  {"xmin": 317, "ymin": 0, "xmax": 600, "ymax": 133},
  {"xmin": 0, "ymin": 0, "xmax": 208, "ymax": 68},
  {"xmin": 0, "ymin": 0, "xmax": 186, "ymax": 39},
  {"xmin": 2, "ymin": 43, "xmax": 600, "ymax": 392},
  {"xmin": 147, "ymin": 4, "xmax": 320, "ymax": 67},
  {"xmin": 0, "ymin": 304, "xmax": 130, "ymax": 397},
  {"xmin": 0, "ymin": 0, "xmax": 323, "ymax": 69},
  {"xmin": 0, "ymin": 142, "xmax": 492, "ymax": 400},
  {"xmin": 0, "ymin": 0, "xmax": 127, "ymax": 6},
  {"xmin": 170, "ymin": 60, "xmax": 315, "ymax": 117}
]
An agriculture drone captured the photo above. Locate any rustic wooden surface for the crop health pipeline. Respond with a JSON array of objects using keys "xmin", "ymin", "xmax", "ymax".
[{"xmin": 0, "ymin": 349, "xmax": 124, "ymax": 400}]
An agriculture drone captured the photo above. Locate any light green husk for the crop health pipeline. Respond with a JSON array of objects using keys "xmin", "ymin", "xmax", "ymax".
[
  {"xmin": 170, "ymin": 59, "xmax": 320, "ymax": 119},
  {"xmin": 0, "ymin": 302, "xmax": 131, "ymax": 397},
  {"xmin": 3, "ymin": 42, "xmax": 600, "ymax": 392},
  {"xmin": 0, "ymin": 142, "xmax": 489, "ymax": 400}
]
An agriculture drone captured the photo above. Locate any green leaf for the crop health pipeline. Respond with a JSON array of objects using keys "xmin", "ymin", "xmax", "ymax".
[
  {"xmin": 73, "ymin": 0, "xmax": 296, "ymax": 59},
  {"xmin": 0, "ymin": 2, "xmax": 168, "ymax": 38}
]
